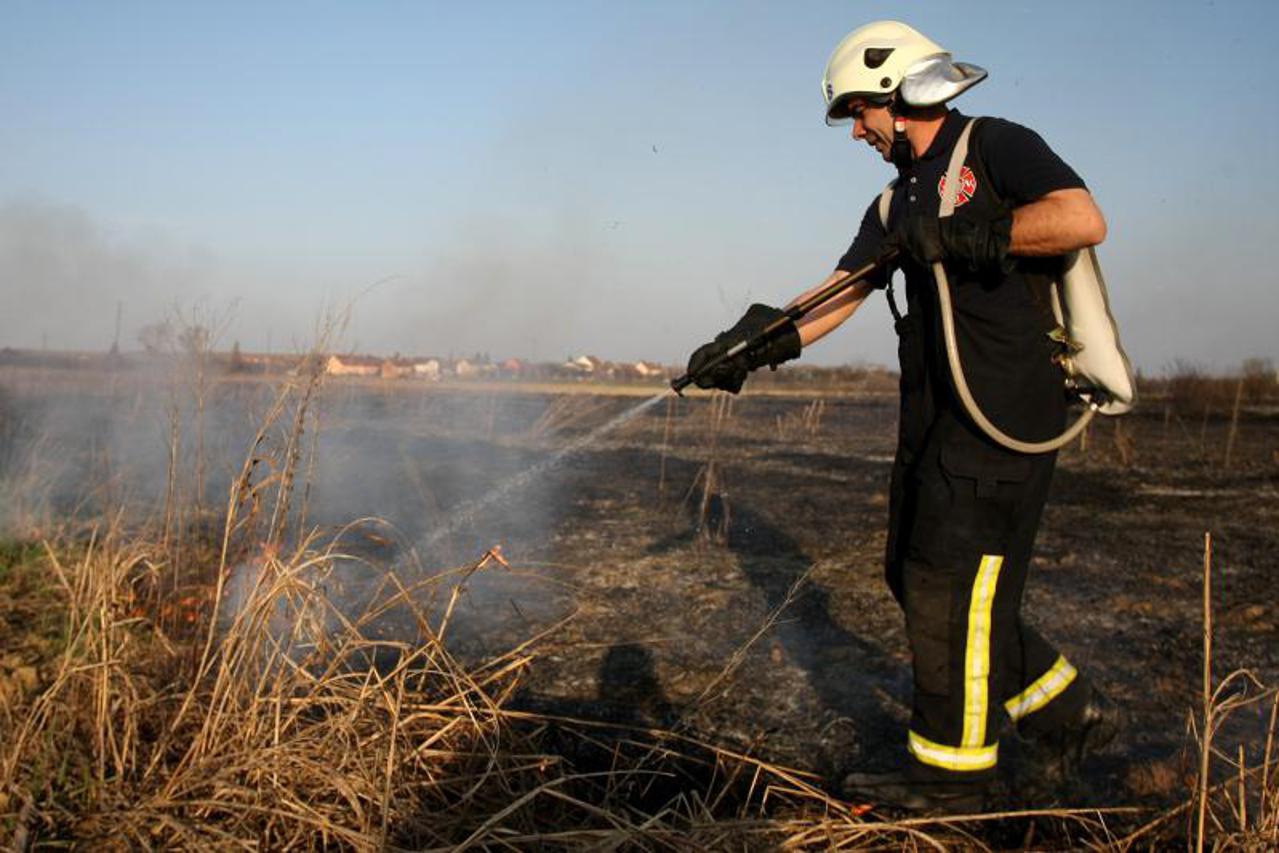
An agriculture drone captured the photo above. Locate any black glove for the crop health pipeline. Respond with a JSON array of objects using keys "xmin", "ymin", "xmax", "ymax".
[
  {"xmin": 896, "ymin": 208, "xmax": 1014, "ymax": 274},
  {"xmin": 685, "ymin": 303, "xmax": 802, "ymax": 394}
]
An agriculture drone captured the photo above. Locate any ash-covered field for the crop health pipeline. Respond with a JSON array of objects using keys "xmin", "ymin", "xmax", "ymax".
[{"xmin": 3, "ymin": 368, "xmax": 1276, "ymax": 809}]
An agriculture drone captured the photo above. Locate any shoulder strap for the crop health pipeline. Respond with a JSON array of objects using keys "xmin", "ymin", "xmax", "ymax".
[
  {"xmin": 876, "ymin": 179, "xmax": 897, "ymax": 229},
  {"xmin": 938, "ymin": 118, "xmax": 978, "ymax": 218},
  {"xmin": 883, "ymin": 117, "xmax": 983, "ymax": 225},
  {"xmin": 930, "ymin": 115, "xmax": 1101, "ymax": 452},
  {"xmin": 875, "ymin": 179, "xmax": 904, "ymax": 324}
]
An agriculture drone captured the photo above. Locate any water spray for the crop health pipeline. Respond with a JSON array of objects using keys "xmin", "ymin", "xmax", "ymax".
[
  {"xmin": 421, "ymin": 392, "xmax": 669, "ymax": 550},
  {"xmin": 422, "ymin": 249, "xmax": 896, "ymax": 556}
]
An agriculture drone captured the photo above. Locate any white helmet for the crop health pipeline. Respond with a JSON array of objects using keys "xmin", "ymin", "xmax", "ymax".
[{"xmin": 821, "ymin": 21, "xmax": 987, "ymax": 125}]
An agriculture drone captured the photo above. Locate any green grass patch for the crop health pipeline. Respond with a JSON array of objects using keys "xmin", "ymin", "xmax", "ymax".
[{"xmin": 0, "ymin": 536, "xmax": 43, "ymax": 583}]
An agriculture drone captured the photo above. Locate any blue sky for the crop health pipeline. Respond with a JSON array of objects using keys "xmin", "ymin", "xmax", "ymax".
[{"xmin": 2, "ymin": 0, "xmax": 1275, "ymax": 370}]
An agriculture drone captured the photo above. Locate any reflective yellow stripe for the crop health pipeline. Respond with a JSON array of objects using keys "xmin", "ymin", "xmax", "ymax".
[
  {"xmin": 961, "ymin": 554, "xmax": 1004, "ymax": 749},
  {"xmin": 909, "ymin": 730, "xmax": 998, "ymax": 771},
  {"xmin": 1005, "ymin": 655, "xmax": 1078, "ymax": 721}
]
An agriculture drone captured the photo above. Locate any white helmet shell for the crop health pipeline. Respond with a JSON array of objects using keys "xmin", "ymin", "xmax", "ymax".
[{"xmin": 822, "ymin": 21, "xmax": 987, "ymax": 125}]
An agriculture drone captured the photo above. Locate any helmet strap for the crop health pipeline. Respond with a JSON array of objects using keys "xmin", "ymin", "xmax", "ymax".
[{"xmin": 889, "ymin": 114, "xmax": 913, "ymax": 169}]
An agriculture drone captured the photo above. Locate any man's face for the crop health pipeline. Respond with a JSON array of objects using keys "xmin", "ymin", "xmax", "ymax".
[{"xmin": 850, "ymin": 100, "xmax": 894, "ymax": 162}]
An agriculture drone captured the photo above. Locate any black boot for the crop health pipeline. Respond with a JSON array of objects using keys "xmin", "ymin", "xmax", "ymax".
[
  {"xmin": 1024, "ymin": 691, "xmax": 1124, "ymax": 788},
  {"xmin": 841, "ymin": 770, "xmax": 987, "ymax": 815}
]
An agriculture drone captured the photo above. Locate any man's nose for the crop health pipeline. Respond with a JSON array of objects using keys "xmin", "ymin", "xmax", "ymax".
[{"xmin": 851, "ymin": 117, "xmax": 866, "ymax": 140}]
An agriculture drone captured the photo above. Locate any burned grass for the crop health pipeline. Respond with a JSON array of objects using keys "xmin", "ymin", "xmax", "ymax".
[
  {"xmin": 0, "ymin": 527, "xmax": 1012, "ymax": 849},
  {"xmin": 1, "ymin": 366, "xmax": 1277, "ymax": 847}
]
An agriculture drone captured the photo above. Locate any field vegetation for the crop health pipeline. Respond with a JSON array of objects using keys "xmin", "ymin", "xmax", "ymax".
[{"xmin": 1, "ymin": 352, "xmax": 1276, "ymax": 849}]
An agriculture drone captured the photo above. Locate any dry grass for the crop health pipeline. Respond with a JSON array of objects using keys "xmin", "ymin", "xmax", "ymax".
[
  {"xmin": 2, "ymin": 538, "xmax": 1275, "ymax": 849},
  {"xmin": 2, "ymin": 350, "xmax": 1277, "ymax": 848},
  {"xmin": 1, "ymin": 525, "xmax": 557, "ymax": 846},
  {"xmin": 0, "ymin": 524, "xmax": 948, "ymax": 849}
]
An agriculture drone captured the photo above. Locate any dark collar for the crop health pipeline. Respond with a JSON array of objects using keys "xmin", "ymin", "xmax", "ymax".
[{"xmin": 900, "ymin": 109, "xmax": 966, "ymax": 173}]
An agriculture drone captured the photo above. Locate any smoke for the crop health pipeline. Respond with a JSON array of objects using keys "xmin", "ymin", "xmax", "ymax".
[
  {"xmin": 0, "ymin": 197, "xmax": 641, "ymax": 364},
  {"xmin": 0, "ymin": 200, "xmax": 228, "ymax": 352},
  {"xmin": 354, "ymin": 208, "xmax": 612, "ymax": 363},
  {"xmin": 0, "ymin": 370, "xmax": 628, "ymax": 651}
]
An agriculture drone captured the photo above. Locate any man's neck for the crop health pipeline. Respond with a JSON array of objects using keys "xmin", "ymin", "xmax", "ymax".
[{"xmin": 905, "ymin": 111, "xmax": 950, "ymax": 158}]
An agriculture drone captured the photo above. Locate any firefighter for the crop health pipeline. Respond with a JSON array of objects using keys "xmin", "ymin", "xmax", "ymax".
[{"xmin": 684, "ymin": 20, "xmax": 1120, "ymax": 811}]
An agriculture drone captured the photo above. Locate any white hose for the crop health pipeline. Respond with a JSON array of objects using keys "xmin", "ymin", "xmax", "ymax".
[{"xmin": 933, "ymin": 260, "xmax": 1096, "ymax": 454}]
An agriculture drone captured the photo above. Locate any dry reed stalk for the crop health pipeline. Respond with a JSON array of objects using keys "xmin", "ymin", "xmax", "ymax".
[
  {"xmin": 685, "ymin": 391, "xmax": 734, "ymax": 543},
  {"xmin": 161, "ymin": 310, "xmax": 347, "ymax": 765},
  {"xmin": 1197, "ymin": 532, "xmax": 1212, "ymax": 853},
  {"xmin": 776, "ymin": 399, "xmax": 829, "ymax": 442},
  {"xmin": 1114, "ymin": 418, "xmax": 1135, "ymax": 467},
  {"xmin": 804, "ymin": 397, "xmax": 825, "ymax": 435},
  {"xmin": 1265, "ymin": 691, "xmax": 1278, "ymax": 834},
  {"xmin": 294, "ymin": 402, "xmax": 323, "ymax": 543},
  {"xmin": 266, "ymin": 354, "xmax": 326, "ymax": 548},
  {"xmin": 1238, "ymin": 744, "xmax": 1247, "ymax": 829},
  {"xmin": 657, "ymin": 393, "xmax": 674, "ymax": 501},
  {"xmin": 1133, "ymin": 662, "xmax": 1278, "ymax": 842},
  {"xmin": 189, "ymin": 324, "xmax": 209, "ymax": 519},
  {"xmin": 161, "ymin": 386, "xmax": 181, "ymax": 555},
  {"xmin": 1199, "ymin": 399, "xmax": 1211, "ymax": 457},
  {"xmin": 1223, "ymin": 374, "xmax": 1244, "ymax": 469},
  {"xmin": 691, "ymin": 565, "xmax": 814, "ymax": 713}
]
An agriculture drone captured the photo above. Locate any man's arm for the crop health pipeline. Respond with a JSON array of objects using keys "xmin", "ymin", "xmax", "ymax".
[
  {"xmin": 683, "ymin": 196, "xmax": 884, "ymax": 392},
  {"xmin": 789, "ymin": 271, "xmax": 877, "ymax": 347},
  {"xmin": 789, "ymin": 196, "xmax": 889, "ymax": 347},
  {"xmin": 1010, "ymin": 188, "xmax": 1107, "ymax": 256}
]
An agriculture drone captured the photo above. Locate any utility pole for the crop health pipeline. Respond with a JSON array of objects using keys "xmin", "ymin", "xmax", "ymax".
[{"xmin": 110, "ymin": 300, "xmax": 122, "ymax": 354}]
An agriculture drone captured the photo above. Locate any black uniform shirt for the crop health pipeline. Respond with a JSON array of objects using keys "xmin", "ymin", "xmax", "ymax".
[
  {"xmin": 836, "ymin": 110, "xmax": 1085, "ymax": 276},
  {"xmin": 835, "ymin": 109, "xmax": 1088, "ymax": 451}
]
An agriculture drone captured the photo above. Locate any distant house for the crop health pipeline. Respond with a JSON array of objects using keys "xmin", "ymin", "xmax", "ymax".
[
  {"xmin": 380, "ymin": 359, "xmax": 412, "ymax": 379},
  {"xmin": 325, "ymin": 354, "xmax": 380, "ymax": 377},
  {"xmin": 612, "ymin": 360, "xmax": 663, "ymax": 381},
  {"xmin": 453, "ymin": 358, "xmax": 477, "ymax": 378},
  {"xmin": 565, "ymin": 354, "xmax": 602, "ymax": 374},
  {"xmin": 413, "ymin": 358, "xmax": 441, "ymax": 381}
]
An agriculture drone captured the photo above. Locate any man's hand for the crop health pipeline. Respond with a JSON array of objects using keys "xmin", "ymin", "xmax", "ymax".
[
  {"xmin": 685, "ymin": 303, "xmax": 802, "ymax": 394},
  {"xmin": 896, "ymin": 208, "xmax": 1013, "ymax": 273},
  {"xmin": 685, "ymin": 339, "xmax": 750, "ymax": 393}
]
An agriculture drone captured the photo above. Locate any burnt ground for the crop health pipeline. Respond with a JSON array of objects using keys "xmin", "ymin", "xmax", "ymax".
[
  {"xmin": 3, "ymin": 372, "xmax": 1277, "ymax": 818},
  {"xmin": 390, "ymin": 386, "xmax": 1279, "ymax": 813}
]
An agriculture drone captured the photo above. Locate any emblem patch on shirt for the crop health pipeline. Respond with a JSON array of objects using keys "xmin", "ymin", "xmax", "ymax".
[{"xmin": 938, "ymin": 166, "xmax": 977, "ymax": 207}]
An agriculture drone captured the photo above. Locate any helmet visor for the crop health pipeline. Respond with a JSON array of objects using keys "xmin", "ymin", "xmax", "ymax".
[{"xmin": 824, "ymin": 92, "xmax": 891, "ymax": 126}]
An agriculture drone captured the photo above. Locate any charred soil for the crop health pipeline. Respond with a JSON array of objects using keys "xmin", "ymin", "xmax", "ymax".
[
  {"xmin": 2, "ymin": 369, "xmax": 1276, "ymax": 846},
  {"xmin": 326, "ymin": 383, "xmax": 1279, "ymax": 814}
]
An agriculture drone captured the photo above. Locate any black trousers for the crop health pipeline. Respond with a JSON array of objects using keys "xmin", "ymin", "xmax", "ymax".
[{"xmin": 885, "ymin": 407, "xmax": 1090, "ymax": 783}]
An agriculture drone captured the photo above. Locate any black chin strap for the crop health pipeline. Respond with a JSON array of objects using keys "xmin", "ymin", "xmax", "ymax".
[
  {"xmin": 890, "ymin": 130, "xmax": 912, "ymax": 168},
  {"xmin": 889, "ymin": 97, "xmax": 913, "ymax": 168}
]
